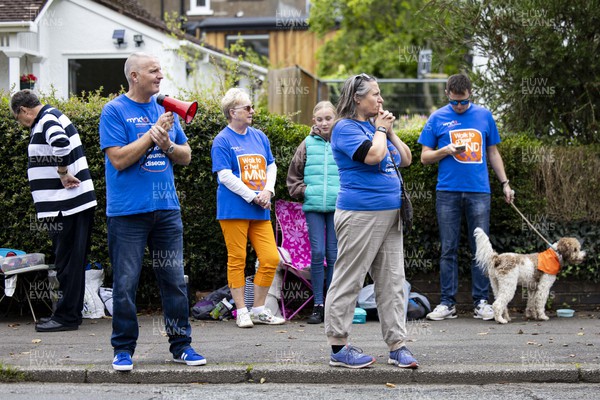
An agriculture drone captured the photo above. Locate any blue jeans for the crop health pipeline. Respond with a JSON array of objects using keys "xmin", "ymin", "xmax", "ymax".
[
  {"xmin": 108, "ymin": 210, "xmax": 192, "ymax": 357},
  {"xmin": 305, "ymin": 211, "xmax": 337, "ymax": 305},
  {"xmin": 435, "ymin": 191, "xmax": 491, "ymax": 307}
]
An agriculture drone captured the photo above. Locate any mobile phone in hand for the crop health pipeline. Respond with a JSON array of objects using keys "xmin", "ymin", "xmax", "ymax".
[{"xmin": 455, "ymin": 145, "xmax": 466, "ymax": 152}]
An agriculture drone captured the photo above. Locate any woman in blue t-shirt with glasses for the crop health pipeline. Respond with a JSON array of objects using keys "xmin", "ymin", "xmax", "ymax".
[
  {"xmin": 211, "ymin": 88, "xmax": 285, "ymax": 329},
  {"xmin": 325, "ymin": 73, "xmax": 418, "ymax": 370}
]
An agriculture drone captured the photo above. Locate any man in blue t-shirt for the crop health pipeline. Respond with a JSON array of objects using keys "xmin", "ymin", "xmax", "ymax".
[
  {"xmin": 99, "ymin": 52, "xmax": 205, "ymax": 371},
  {"xmin": 418, "ymin": 74, "xmax": 514, "ymax": 322}
]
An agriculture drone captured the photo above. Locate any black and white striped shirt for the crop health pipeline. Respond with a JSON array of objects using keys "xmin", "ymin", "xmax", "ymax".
[{"xmin": 28, "ymin": 105, "xmax": 97, "ymax": 218}]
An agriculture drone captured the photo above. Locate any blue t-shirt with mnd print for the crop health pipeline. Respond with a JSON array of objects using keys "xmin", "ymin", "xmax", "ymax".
[
  {"xmin": 418, "ymin": 103, "xmax": 501, "ymax": 193},
  {"xmin": 99, "ymin": 94, "xmax": 188, "ymax": 217},
  {"xmin": 331, "ymin": 119, "xmax": 402, "ymax": 211},
  {"xmin": 211, "ymin": 126, "xmax": 275, "ymax": 220}
]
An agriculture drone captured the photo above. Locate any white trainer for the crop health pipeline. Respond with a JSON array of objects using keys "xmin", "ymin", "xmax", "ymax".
[
  {"xmin": 251, "ymin": 308, "xmax": 285, "ymax": 325},
  {"xmin": 474, "ymin": 300, "xmax": 494, "ymax": 320},
  {"xmin": 426, "ymin": 304, "xmax": 458, "ymax": 321},
  {"xmin": 236, "ymin": 310, "xmax": 254, "ymax": 328}
]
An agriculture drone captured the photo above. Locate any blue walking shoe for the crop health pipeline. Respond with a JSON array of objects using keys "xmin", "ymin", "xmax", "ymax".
[
  {"xmin": 329, "ymin": 344, "xmax": 375, "ymax": 369},
  {"xmin": 388, "ymin": 346, "xmax": 418, "ymax": 369}
]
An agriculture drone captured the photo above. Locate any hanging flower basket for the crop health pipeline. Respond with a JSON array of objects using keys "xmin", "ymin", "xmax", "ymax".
[{"xmin": 20, "ymin": 74, "xmax": 37, "ymax": 90}]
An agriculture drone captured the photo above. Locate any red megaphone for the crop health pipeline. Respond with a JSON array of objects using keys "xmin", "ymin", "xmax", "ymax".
[{"xmin": 156, "ymin": 94, "xmax": 198, "ymax": 124}]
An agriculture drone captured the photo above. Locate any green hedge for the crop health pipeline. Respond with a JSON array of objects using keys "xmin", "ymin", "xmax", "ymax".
[{"xmin": 1, "ymin": 92, "xmax": 598, "ymax": 308}]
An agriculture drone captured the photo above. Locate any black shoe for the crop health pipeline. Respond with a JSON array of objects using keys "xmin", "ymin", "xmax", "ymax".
[
  {"xmin": 35, "ymin": 319, "xmax": 78, "ymax": 332},
  {"xmin": 38, "ymin": 316, "xmax": 82, "ymax": 326},
  {"xmin": 307, "ymin": 305, "xmax": 324, "ymax": 324}
]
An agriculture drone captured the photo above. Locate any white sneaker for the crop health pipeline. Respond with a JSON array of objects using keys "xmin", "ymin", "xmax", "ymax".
[
  {"xmin": 236, "ymin": 311, "xmax": 254, "ymax": 328},
  {"xmin": 474, "ymin": 300, "xmax": 494, "ymax": 320},
  {"xmin": 426, "ymin": 304, "xmax": 458, "ymax": 321},
  {"xmin": 251, "ymin": 308, "xmax": 285, "ymax": 325}
]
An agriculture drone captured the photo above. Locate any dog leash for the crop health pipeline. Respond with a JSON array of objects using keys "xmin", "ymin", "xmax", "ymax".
[{"xmin": 509, "ymin": 201, "xmax": 556, "ymax": 250}]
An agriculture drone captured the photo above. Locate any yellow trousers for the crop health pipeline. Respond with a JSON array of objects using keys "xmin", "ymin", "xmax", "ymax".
[{"xmin": 219, "ymin": 219, "xmax": 279, "ymax": 289}]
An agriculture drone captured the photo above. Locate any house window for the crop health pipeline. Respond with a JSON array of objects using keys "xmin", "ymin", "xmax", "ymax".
[
  {"xmin": 226, "ymin": 34, "xmax": 269, "ymax": 59},
  {"xmin": 188, "ymin": 0, "xmax": 213, "ymax": 16}
]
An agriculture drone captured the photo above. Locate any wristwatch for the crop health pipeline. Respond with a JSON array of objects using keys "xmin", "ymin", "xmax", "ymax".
[
  {"xmin": 164, "ymin": 144, "xmax": 175, "ymax": 154},
  {"xmin": 57, "ymin": 169, "xmax": 68, "ymax": 177},
  {"xmin": 376, "ymin": 126, "xmax": 387, "ymax": 133}
]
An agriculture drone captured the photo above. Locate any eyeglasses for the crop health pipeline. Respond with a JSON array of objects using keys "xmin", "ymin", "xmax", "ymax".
[
  {"xmin": 448, "ymin": 97, "xmax": 470, "ymax": 106},
  {"xmin": 353, "ymin": 73, "xmax": 372, "ymax": 92},
  {"xmin": 234, "ymin": 104, "xmax": 254, "ymax": 112}
]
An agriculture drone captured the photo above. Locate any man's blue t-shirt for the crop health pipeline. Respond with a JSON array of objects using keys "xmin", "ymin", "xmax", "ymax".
[
  {"xmin": 99, "ymin": 94, "xmax": 188, "ymax": 217},
  {"xmin": 418, "ymin": 104, "xmax": 501, "ymax": 193},
  {"xmin": 211, "ymin": 126, "xmax": 275, "ymax": 220},
  {"xmin": 331, "ymin": 119, "xmax": 402, "ymax": 211}
]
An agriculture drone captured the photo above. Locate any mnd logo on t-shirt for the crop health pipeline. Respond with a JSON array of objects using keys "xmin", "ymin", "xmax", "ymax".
[
  {"xmin": 137, "ymin": 131, "xmax": 169, "ymax": 173},
  {"xmin": 238, "ymin": 154, "xmax": 267, "ymax": 192},
  {"xmin": 126, "ymin": 115, "xmax": 152, "ymax": 126},
  {"xmin": 449, "ymin": 129, "xmax": 483, "ymax": 164}
]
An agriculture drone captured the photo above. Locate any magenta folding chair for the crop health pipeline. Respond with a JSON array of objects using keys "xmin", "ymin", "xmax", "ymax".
[{"xmin": 274, "ymin": 200, "xmax": 314, "ymax": 320}]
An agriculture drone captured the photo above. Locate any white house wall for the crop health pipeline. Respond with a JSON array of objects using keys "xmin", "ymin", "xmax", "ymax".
[{"xmin": 1, "ymin": 0, "xmax": 220, "ymax": 98}]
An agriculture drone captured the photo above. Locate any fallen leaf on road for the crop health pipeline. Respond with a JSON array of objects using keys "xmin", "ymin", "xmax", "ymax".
[
  {"xmin": 32, "ymin": 339, "xmax": 41, "ymax": 344},
  {"xmin": 527, "ymin": 341, "xmax": 537, "ymax": 345},
  {"xmin": 260, "ymin": 378, "xmax": 266, "ymax": 384},
  {"xmin": 577, "ymin": 332, "xmax": 584, "ymax": 336},
  {"xmin": 8, "ymin": 323, "xmax": 19, "ymax": 328},
  {"xmin": 276, "ymin": 330, "xmax": 287, "ymax": 333},
  {"xmin": 386, "ymin": 383, "xmax": 396, "ymax": 388},
  {"xmin": 478, "ymin": 332, "xmax": 489, "ymax": 335},
  {"xmin": 517, "ymin": 329, "xmax": 523, "ymax": 334},
  {"xmin": 89, "ymin": 333, "xmax": 95, "ymax": 336}
]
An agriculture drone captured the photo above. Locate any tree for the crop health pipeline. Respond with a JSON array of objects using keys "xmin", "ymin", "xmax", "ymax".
[
  {"xmin": 424, "ymin": 0, "xmax": 600, "ymax": 144},
  {"xmin": 309, "ymin": 0, "xmax": 462, "ymax": 78}
]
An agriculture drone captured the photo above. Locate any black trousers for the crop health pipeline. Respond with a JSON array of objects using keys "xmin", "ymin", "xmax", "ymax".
[{"xmin": 47, "ymin": 207, "xmax": 95, "ymax": 326}]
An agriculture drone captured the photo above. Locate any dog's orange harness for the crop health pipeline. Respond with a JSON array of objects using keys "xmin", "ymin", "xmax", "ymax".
[{"xmin": 537, "ymin": 248, "xmax": 560, "ymax": 275}]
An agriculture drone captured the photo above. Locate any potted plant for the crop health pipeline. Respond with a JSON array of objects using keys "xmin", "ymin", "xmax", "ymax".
[{"xmin": 20, "ymin": 73, "xmax": 37, "ymax": 90}]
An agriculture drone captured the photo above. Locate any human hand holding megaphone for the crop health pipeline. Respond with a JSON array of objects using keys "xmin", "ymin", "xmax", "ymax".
[{"xmin": 156, "ymin": 94, "xmax": 198, "ymax": 124}]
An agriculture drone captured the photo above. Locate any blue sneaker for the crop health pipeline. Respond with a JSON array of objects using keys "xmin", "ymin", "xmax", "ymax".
[
  {"xmin": 329, "ymin": 344, "xmax": 375, "ymax": 369},
  {"xmin": 388, "ymin": 346, "xmax": 418, "ymax": 369},
  {"xmin": 174, "ymin": 348, "xmax": 207, "ymax": 366},
  {"xmin": 112, "ymin": 352, "xmax": 133, "ymax": 371}
]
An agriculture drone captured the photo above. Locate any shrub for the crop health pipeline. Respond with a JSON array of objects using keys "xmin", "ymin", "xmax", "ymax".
[{"xmin": 0, "ymin": 91, "xmax": 598, "ymax": 309}]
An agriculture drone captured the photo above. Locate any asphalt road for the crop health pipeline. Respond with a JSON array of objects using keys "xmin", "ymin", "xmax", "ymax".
[{"xmin": 2, "ymin": 382, "xmax": 600, "ymax": 400}]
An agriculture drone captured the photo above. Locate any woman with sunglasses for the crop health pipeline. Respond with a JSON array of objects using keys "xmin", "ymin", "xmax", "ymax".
[
  {"xmin": 211, "ymin": 88, "xmax": 285, "ymax": 329},
  {"xmin": 325, "ymin": 74, "xmax": 418, "ymax": 369}
]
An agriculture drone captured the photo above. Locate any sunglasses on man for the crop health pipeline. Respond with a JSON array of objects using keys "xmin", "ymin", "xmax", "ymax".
[{"xmin": 448, "ymin": 97, "xmax": 470, "ymax": 106}]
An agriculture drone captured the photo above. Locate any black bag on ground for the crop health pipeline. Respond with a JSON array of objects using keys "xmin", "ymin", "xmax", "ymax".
[{"xmin": 191, "ymin": 285, "xmax": 232, "ymax": 320}]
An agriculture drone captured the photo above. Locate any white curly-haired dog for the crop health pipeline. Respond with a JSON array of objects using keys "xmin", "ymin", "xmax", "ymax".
[{"xmin": 474, "ymin": 227, "xmax": 585, "ymax": 324}]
